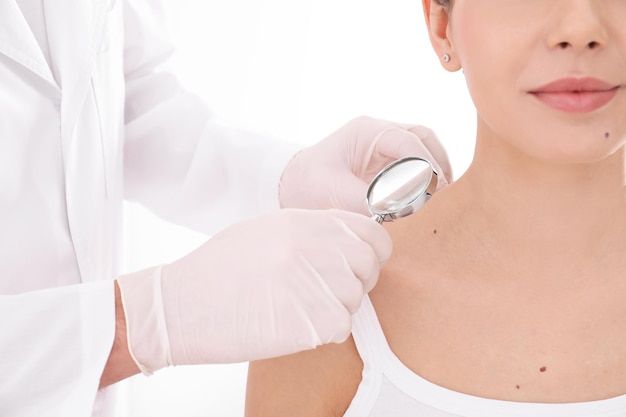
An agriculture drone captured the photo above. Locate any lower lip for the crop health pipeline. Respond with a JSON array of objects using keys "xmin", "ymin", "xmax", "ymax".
[{"xmin": 530, "ymin": 88, "xmax": 619, "ymax": 113}]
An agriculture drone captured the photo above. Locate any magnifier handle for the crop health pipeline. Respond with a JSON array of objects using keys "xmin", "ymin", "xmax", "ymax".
[{"xmin": 372, "ymin": 215, "xmax": 385, "ymax": 224}]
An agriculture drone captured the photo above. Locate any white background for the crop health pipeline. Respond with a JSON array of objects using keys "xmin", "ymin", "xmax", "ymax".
[{"xmin": 119, "ymin": 0, "xmax": 476, "ymax": 415}]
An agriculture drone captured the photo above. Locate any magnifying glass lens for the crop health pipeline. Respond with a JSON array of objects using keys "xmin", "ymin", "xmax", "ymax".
[{"xmin": 366, "ymin": 157, "xmax": 437, "ymax": 223}]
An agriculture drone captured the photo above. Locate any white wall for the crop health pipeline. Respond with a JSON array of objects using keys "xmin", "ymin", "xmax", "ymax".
[{"xmin": 119, "ymin": 0, "xmax": 476, "ymax": 415}]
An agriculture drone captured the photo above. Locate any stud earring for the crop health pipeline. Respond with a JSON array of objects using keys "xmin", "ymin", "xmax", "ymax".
[{"xmin": 442, "ymin": 54, "xmax": 450, "ymax": 63}]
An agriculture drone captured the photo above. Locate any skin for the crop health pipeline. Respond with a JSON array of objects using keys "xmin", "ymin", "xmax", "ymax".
[
  {"xmin": 99, "ymin": 282, "xmax": 140, "ymax": 389},
  {"xmin": 245, "ymin": 0, "xmax": 626, "ymax": 415}
]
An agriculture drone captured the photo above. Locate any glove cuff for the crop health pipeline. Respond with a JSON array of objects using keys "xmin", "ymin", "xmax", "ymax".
[{"xmin": 117, "ymin": 265, "xmax": 172, "ymax": 375}]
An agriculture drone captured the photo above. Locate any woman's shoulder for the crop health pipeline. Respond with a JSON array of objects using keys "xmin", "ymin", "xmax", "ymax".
[{"xmin": 245, "ymin": 335, "xmax": 363, "ymax": 417}]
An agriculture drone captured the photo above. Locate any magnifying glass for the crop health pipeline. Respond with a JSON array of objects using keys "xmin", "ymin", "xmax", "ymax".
[{"xmin": 366, "ymin": 157, "xmax": 438, "ymax": 224}]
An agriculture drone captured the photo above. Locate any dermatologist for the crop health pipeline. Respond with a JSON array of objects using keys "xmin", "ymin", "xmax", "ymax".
[{"xmin": 0, "ymin": 1, "xmax": 452, "ymax": 416}]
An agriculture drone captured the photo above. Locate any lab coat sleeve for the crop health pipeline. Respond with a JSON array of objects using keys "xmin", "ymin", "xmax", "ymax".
[
  {"xmin": 122, "ymin": 0, "xmax": 301, "ymax": 235},
  {"xmin": 0, "ymin": 281, "xmax": 115, "ymax": 417}
]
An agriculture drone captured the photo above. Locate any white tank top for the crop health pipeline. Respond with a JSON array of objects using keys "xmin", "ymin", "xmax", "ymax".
[{"xmin": 345, "ymin": 296, "xmax": 626, "ymax": 417}]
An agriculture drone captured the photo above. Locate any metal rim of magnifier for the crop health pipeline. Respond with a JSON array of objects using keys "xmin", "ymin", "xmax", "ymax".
[{"xmin": 366, "ymin": 157, "xmax": 438, "ymax": 223}]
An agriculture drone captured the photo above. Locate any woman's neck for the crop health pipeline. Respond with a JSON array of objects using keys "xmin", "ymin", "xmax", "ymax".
[{"xmin": 440, "ymin": 134, "xmax": 626, "ymax": 278}]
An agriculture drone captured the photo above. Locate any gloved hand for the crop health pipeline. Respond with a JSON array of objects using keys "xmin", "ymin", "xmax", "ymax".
[
  {"xmin": 279, "ymin": 116, "xmax": 453, "ymax": 215},
  {"xmin": 117, "ymin": 208, "xmax": 391, "ymax": 374}
]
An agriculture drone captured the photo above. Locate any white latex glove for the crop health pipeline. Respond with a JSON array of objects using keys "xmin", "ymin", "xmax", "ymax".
[
  {"xmin": 117, "ymin": 208, "xmax": 391, "ymax": 373},
  {"xmin": 279, "ymin": 116, "xmax": 453, "ymax": 215}
]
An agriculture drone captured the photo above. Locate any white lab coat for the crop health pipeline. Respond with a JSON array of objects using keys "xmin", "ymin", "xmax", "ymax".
[{"xmin": 0, "ymin": 1, "xmax": 298, "ymax": 416}]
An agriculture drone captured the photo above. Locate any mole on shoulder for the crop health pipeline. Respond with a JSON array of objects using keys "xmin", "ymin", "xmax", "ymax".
[
  {"xmin": 605, "ymin": 132, "xmax": 610, "ymax": 139},
  {"xmin": 433, "ymin": 229, "xmax": 437, "ymax": 235},
  {"xmin": 539, "ymin": 366, "xmax": 547, "ymax": 373}
]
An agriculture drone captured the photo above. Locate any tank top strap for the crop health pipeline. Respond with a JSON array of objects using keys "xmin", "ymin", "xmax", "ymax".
[{"xmin": 344, "ymin": 295, "xmax": 388, "ymax": 416}]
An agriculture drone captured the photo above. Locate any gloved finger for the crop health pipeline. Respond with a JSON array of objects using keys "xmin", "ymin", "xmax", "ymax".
[
  {"xmin": 337, "ymin": 238, "xmax": 382, "ymax": 296},
  {"xmin": 319, "ymin": 222, "xmax": 383, "ymax": 308},
  {"xmin": 358, "ymin": 126, "xmax": 421, "ymax": 178},
  {"xmin": 372, "ymin": 126, "xmax": 431, "ymax": 160},
  {"xmin": 330, "ymin": 174, "xmax": 370, "ymax": 216},
  {"xmin": 329, "ymin": 209, "xmax": 393, "ymax": 267},
  {"xmin": 320, "ymin": 258, "xmax": 368, "ymax": 314},
  {"xmin": 314, "ymin": 308, "xmax": 353, "ymax": 345},
  {"xmin": 291, "ymin": 252, "xmax": 358, "ymax": 339},
  {"xmin": 371, "ymin": 127, "xmax": 452, "ymax": 190},
  {"xmin": 328, "ymin": 314, "xmax": 354, "ymax": 344},
  {"xmin": 312, "ymin": 212, "xmax": 387, "ymax": 306},
  {"xmin": 406, "ymin": 125, "xmax": 454, "ymax": 186}
]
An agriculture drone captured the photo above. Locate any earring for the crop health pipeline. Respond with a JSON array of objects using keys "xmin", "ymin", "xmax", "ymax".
[{"xmin": 442, "ymin": 54, "xmax": 450, "ymax": 63}]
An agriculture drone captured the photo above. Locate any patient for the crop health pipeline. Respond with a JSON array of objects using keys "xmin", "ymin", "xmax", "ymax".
[{"xmin": 245, "ymin": 0, "xmax": 626, "ymax": 415}]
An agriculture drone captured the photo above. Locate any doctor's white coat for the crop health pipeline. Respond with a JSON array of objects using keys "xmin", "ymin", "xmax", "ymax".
[{"xmin": 0, "ymin": 1, "xmax": 297, "ymax": 415}]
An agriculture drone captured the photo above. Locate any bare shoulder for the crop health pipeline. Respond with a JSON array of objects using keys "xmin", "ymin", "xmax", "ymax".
[{"xmin": 245, "ymin": 336, "xmax": 362, "ymax": 417}]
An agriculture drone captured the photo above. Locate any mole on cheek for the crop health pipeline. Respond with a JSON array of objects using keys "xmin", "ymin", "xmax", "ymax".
[
  {"xmin": 540, "ymin": 366, "xmax": 547, "ymax": 373},
  {"xmin": 605, "ymin": 132, "xmax": 610, "ymax": 139}
]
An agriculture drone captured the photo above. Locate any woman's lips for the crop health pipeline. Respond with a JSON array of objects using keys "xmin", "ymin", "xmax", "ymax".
[{"xmin": 529, "ymin": 77, "xmax": 620, "ymax": 113}]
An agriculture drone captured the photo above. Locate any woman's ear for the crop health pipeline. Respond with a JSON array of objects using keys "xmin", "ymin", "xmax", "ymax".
[{"xmin": 422, "ymin": 0, "xmax": 461, "ymax": 71}]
